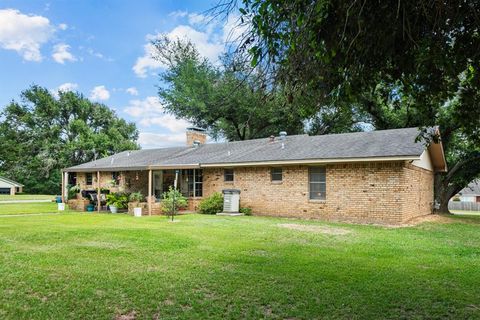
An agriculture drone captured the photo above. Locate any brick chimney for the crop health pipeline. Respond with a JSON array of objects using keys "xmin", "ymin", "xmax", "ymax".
[{"xmin": 186, "ymin": 127, "xmax": 207, "ymax": 146}]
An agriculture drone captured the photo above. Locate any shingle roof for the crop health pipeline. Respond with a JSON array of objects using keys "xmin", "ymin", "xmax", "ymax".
[
  {"xmin": 0, "ymin": 176, "xmax": 23, "ymax": 187},
  {"xmin": 459, "ymin": 181, "xmax": 480, "ymax": 196},
  {"xmin": 66, "ymin": 127, "xmax": 427, "ymax": 171}
]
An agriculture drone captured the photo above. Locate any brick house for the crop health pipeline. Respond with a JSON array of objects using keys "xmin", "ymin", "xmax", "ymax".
[
  {"xmin": 63, "ymin": 127, "xmax": 447, "ymax": 224},
  {"xmin": 0, "ymin": 176, "xmax": 23, "ymax": 195}
]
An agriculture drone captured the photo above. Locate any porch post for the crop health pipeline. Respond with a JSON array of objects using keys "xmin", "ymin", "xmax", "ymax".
[
  {"xmin": 97, "ymin": 171, "xmax": 101, "ymax": 212},
  {"xmin": 148, "ymin": 169, "xmax": 152, "ymax": 216},
  {"xmin": 63, "ymin": 171, "xmax": 68, "ymax": 202},
  {"xmin": 61, "ymin": 170, "xmax": 65, "ymax": 203}
]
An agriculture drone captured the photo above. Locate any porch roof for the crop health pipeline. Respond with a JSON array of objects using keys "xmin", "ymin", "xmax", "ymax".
[{"xmin": 66, "ymin": 127, "xmax": 447, "ymax": 172}]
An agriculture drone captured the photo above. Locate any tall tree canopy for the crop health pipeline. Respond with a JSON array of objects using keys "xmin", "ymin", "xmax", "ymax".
[
  {"xmin": 154, "ymin": 36, "xmax": 362, "ymax": 141},
  {"xmin": 0, "ymin": 86, "xmax": 139, "ymax": 194},
  {"xmin": 217, "ymin": 0, "xmax": 480, "ymax": 212}
]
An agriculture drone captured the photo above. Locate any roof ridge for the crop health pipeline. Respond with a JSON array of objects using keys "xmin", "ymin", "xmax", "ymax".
[{"xmin": 0, "ymin": 176, "xmax": 23, "ymax": 186}]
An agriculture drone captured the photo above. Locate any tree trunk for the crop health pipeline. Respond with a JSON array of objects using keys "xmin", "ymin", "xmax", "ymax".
[{"xmin": 434, "ymin": 173, "xmax": 464, "ymax": 215}]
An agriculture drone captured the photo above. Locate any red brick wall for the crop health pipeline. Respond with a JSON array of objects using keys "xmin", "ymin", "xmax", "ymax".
[
  {"xmin": 72, "ymin": 160, "xmax": 434, "ymax": 224},
  {"xmin": 201, "ymin": 161, "xmax": 434, "ymax": 224}
]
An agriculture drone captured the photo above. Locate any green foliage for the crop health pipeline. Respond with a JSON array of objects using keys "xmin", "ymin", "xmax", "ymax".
[
  {"xmin": 198, "ymin": 192, "xmax": 224, "ymax": 215},
  {"xmin": 0, "ymin": 86, "xmax": 139, "ymax": 194},
  {"xmin": 239, "ymin": 207, "xmax": 252, "ymax": 216},
  {"xmin": 233, "ymin": 0, "xmax": 480, "ymax": 211},
  {"xmin": 153, "ymin": 37, "xmax": 309, "ymax": 141},
  {"xmin": 106, "ymin": 192, "xmax": 129, "ymax": 209},
  {"xmin": 68, "ymin": 185, "xmax": 80, "ymax": 199},
  {"xmin": 161, "ymin": 187, "xmax": 188, "ymax": 215},
  {"xmin": 129, "ymin": 192, "xmax": 144, "ymax": 203}
]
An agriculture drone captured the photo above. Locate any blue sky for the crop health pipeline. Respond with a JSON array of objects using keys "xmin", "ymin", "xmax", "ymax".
[{"xmin": 0, "ymin": 0, "xmax": 240, "ymax": 148}]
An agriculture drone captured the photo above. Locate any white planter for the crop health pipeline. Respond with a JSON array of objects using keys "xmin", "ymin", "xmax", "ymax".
[
  {"xmin": 133, "ymin": 207, "xmax": 142, "ymax": 217},
  {"xmin": 57, "ymin": 203, "xmax": 65, "ymax": 211},
  {"xmin": 109, "ymin": 206, "xmax": 118, "ymax": 214}
]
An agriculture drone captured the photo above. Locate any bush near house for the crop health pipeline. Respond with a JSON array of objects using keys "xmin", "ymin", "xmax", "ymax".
[
  {"xmin": 240, "ymin": 207, "xmax": 253, "ymax": 216},
  {"xmin": 198, "ymin": 192, "xmax": 223, "ymax": 214},
  {"xmin": 161, "ymin": 187, "xmax": 187, "ymax": 215}
]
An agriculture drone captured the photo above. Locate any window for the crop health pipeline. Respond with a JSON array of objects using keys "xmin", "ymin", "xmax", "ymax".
[
  {"xmin": 86, "ymin": 173, "xmax": 93, "ymax": 185},
  {"xmin": 68, "ymin": 172, "xmax": 77, "ymax": 186},
  {"xmin": 112, "ymin": 172, "xmax": 120, "ymax": 185},
  {"xmin": 309, "ymin": 167, "xmax": 326, "ymax": 200},
  {"xmin": 271, "ymin": 168, "xmax": 283, "ymax": 182},
  {"xmin": 224, "ymin": 169, "xmax": 234, "ymax": 182},
  {"xmin": 195, "ymin": 169, "xmax": 203, "ymax": 197},
  {"xmin": 180, "ymin": 169, "xmax": 203, "ymax": 198}
]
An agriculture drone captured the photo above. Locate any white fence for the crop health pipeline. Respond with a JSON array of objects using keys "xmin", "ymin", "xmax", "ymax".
[{"xmin": 448, "ymin": 201, "xmax": 480, "ymax": 211}]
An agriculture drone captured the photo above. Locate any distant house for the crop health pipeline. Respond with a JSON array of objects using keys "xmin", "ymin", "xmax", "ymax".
[
  {"xmin": 0, "ymin": 177, "xmax": 24, "ymax": 195},
  {"xmin": 64, "ymin": 127, "xmax": 447, "ymax": 225},
  {"xmin": 456, "ymin": 181, "xmax": 480, "ymax": 203}
]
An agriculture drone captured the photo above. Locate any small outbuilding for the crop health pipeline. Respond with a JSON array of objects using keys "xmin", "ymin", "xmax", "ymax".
[{"xmin": 0, "ymin": 176, "xmax": 24, "ymax": 195}]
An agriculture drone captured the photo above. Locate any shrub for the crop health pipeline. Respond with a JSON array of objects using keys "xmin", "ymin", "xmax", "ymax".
[
  {"xmin": 198, "ymin": 192, "xmax": 223, "ymax": 215},
  {"xmin": 129, "ymin": 192, "xmax": 144, "ymax": 203},
  {"xmin": 106, "ymin": 192, "xmax": 129, "ymax": 209},
  {"xmin": 161, "ymin": 187, "xmax": 188, "ymax": 215},
  {"xmin": 240, "ymin": 207, "xmax": 252, "ymax": 216},
  {"xmin": 68, "ymin": 185, "xmax": 80, "ymax": 199}
]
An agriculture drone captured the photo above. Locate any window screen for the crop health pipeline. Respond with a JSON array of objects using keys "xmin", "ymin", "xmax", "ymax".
[
  {"xmin": 224, "ymin": 169, "xmax": 234, "ymax": 182},
  {"xmin": 309, "ymin": 167, "xmax": 326, "ymax": 200},
  {"xmin": 86, "ymin": 173, "xmax": 93, "ymax": 185},
  {"xmin": 271, "ymin": 168, "xmax": 283, "ymax": 181}
]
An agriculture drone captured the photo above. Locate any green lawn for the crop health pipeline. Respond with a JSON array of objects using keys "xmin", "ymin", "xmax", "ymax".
[
  {"xmin": 0, "ymin": 194, "xmax": 56, "ymax": 201},
  {"xmin": 0, "ymin": 202, "xmax": 64, "ymax": 215},
  {"xmin": 0, "ymin": 213, "xmax": 479, "ymax": 319},
  {"xmin": 452, "ymin": 210, "xmax": 480, "ymax": 215}
]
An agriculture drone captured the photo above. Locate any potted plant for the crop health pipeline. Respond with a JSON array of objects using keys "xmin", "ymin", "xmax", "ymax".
[
  {"xmin": 129, "ymin": 192, "xmax": 144, "ymax": 217},
  {"xmin": 68, "ymin": 185, "xmax": 81, "ymax": 200},
  {"xmin": 106, "ymin": 192, "xmax": 128, "ymax": 214}
]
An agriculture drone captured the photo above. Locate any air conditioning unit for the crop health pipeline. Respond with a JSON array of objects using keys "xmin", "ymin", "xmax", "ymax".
[{"xmin": 222, "ymin": 189, "xmax": 241, "ymax": 214}]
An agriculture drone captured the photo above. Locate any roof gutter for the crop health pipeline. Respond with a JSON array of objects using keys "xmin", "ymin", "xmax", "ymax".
[
  {"xmin": 63, "ymin": 157, "xmax": 422, "ymax": 172},
  {"xmin": 199, "ymin": 156, "xmax": 421, "ymax": 168}
]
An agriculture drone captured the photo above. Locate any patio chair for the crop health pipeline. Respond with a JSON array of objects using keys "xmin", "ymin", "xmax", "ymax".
[{"xmin": 90, "ymin": 193, "xmax": 107, "ymax": 211}]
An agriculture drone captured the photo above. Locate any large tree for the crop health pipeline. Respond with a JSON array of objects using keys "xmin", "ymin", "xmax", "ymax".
[
  {"xmin": 154, "ymin": 36, "xmax": 362, "ymax": 141},
  {"xmin": 218, "ymin": 0, "xmax": 480, "ymax": 213},
  {"xmin": 0, "ymin": 86, "xmax": 139, "ymax": 194}
]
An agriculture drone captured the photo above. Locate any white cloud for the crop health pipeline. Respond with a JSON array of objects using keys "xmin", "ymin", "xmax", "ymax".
[
  {"xmin": 188, "ymin": 13, "xmax": 208, "ymax": 25},
  {"xmin": 0, "ymin": 9, "xmax": 55, "ymax": 61},
  {"xmin": 52, "ymin": 43, "xmax": 76, "ymax": 64},
  {"xmin": 58, "ymin": 82, "xmax": 78, "ymax": 92},
  {"xmin": 169, "ymin": 10, "xmax": 188, "ymax": 18},
  {"xmin": 133, "ymin": 11, "xmax": 228, "ymax": 78},
  {"xmin": 124, "ymin": 96, "xmax": 192, "ymax": 135},
  {"xmin": 124, "ymin": 96, "xmax": 164, "ymax": 117},
  {"xmin": 140, "ymin": 114, "xmax": 190, "ymax": 132},
  {"xmin": 126, "ymin": 87, "xmax": 139, "ymax": 96},
  {"xmin": 132, "ymin": 41, "xmax": 163, "ymax": 78},
  {"xmin": 138, "ymin": 132, "xmax": 186, "ymax": 148},
  {"xmin": 58, "ymin": 23, "xmax": 68, "ymax": 30},
  {"xmin": 50, "ymin": 82, "xmax": 78, "ymax": 98},
  {"xmin": 89, "ymin": 85, "xmax": 110, "ymax": 101},
  {"xmin": 222, "ymin": 13, "xmax": 249, "ymax": 44}
]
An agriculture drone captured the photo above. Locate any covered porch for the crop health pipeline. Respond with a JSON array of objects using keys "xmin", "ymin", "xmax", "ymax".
[{"xmin": 61, "ymin": 167, "xmax": 204, "ymax": 214}]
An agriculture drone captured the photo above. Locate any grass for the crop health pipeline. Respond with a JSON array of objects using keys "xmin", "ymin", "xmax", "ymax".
[
  {"xmin": 0, "ymin": 194, "xmax": 56, "ymax": 201},
  {"xmin": 0, "ymin": 212, "xmax": 479, "ymax": 319},
  {"xmin": 452, "ymin": 210, "xmax": 480, "ymax": 215},
  {"xmin": 0, "ymin": 202, "xmax": 65, "ymax": 215}
]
